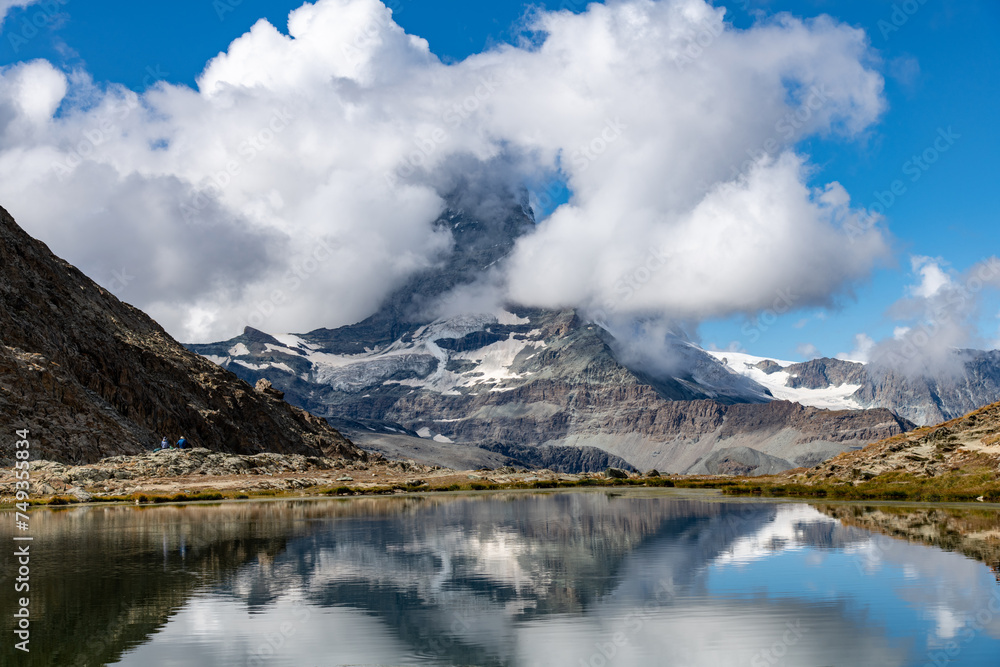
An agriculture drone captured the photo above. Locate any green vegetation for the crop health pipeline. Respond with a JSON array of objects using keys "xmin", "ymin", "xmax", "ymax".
[
  {"xmin": 9, "ymin": 490, "xmax": 236, "ymax": 507},
  {"xmin": 713, "ymin": 469, "xmax": 1000, "ymax": 503},
  {"xmin": 14, "ymin": 466, "xmax": 998, "ymax": 506},
  {"xmin": 148, "ymin": 492, "xmax": 225, "ymax": 503},
  {"xmin": 305, "ymin": 475, "xmax": 678, "ymax": 497}
]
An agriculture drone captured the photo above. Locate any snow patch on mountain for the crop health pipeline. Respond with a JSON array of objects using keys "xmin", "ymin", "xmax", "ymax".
[
  {"xmin": 271, "ymin": 334, "xmax": 319, "ymax": 351},
  {"xmin": 454, "ymin": 336, "xmax": 541, "ymax": 386},
  {"xmin": 213, "ymin": 312, "xmax": 547, "ymax": 397},
  {"xmin": 233, "ymin": 359, "xmax": 295, "ymax": 374},
  {"xmin": 496, "ymin": 310, "xmax": 531, "ymax": 325},
  {"xmin": 708, "ymin": 351, "xmax": 863, "ymax": 410}
]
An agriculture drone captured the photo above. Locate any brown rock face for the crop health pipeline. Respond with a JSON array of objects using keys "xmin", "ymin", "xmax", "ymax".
[
  {"xmin": 803, "ymin": 399, "xmax": 1000, "ymax": 481},
  {"xmin": 0, "ymin": 205, "xmax": 361, "ymax": 464}
]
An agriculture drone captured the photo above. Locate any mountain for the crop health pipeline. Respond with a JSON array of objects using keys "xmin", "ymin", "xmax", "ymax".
[
  {"xmin": 191, "ymin": 191, "xmax": 912, "ymax": 475},
  {"xmin": 0, "ymin": 204, "xmax": 362, "ymax": 464},
  {"xmin": 711, "ymin": 350, "xmax": 1000, "ymax": 426},
  {"xmin": 802, "ymin": 398, "xmax": 1000, "ymax": 483}
]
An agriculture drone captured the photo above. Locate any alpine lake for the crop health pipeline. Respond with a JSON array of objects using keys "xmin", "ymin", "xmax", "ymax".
[{"xmin": 3, "ymin": 489, "xmax": 1000, "ymax": 666}]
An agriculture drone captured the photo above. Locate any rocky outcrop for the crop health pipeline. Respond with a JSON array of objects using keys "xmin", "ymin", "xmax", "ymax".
[
  {"xmin": 0, "ymin": 204, "xmax": 361, "ymax": 464},
  {"xmin": 698, "ymin": 447, "xmax": 793, "ymax": 476},
  {"xmin": 32, "ymin": 448, "xmax": 351, "ymax": 485},
  {"xmin": 477, "ymin": 441, "xmax": 637, "ymax": 473},
  {"xmin": 782, "ymin": 358, "xmax": 868, "ymax": 390},
  {"xmin": 802, "ymin": 399, "xmax": 1000, "ymax": 482},
  {"xmin": 718, "ymin": 400, "xmax": 910, "ymax": 444}
]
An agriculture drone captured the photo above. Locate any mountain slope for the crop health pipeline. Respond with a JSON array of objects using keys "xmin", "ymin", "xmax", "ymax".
[
  {"xmin": 0, "ymin": 204, "xmax": 361, "ymax": 464},
  {"xmin": 802, "ymin": 399, "xmax": 1000, "ymax": 482}
]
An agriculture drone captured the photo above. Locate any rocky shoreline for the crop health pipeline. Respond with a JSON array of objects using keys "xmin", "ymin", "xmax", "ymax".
[{"xmin": 0, "ymin": 448, "xmax": 638, "ymax": 504}]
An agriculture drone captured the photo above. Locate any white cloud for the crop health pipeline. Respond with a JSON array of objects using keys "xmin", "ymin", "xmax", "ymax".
[
  {"xmin": 796, "ymin": 343, "xmax": 820, "ymax": 359},
  {"xmin": 888, "ymin": 54, "xmax": 921, "ymax": 90},
  {"xmin": 0, "ymin": 0, "xmax": 890, "ymax": 342},
  {"xmin": 908, "ymin": 256, "xmax": 952, "ymax": 299},
  {"xmin": 0, "ymin": 0, "xmax": 39, "ymax": 26},
  {"xmin": 867, "ymin": 256, "xmax": 1000, "ymax": 376},
  {"xmin": 837, "ymin": 333, "xmax": 874, "ymax": 363}
]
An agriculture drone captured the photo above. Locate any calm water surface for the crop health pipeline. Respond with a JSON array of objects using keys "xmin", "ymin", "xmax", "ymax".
[{"xmin": 2, "ymin": 490, "xmax": 999, "ymax": 666}]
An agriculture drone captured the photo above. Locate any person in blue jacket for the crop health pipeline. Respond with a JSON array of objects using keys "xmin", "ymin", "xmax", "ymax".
[{"xmin": 177, "ymin": 436, "xmax": 188, "ymax": 450}]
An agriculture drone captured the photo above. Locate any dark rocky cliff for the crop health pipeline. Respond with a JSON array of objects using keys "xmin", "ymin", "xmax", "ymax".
[{"xmin": 0, "ymin": 205, "xmax": 361, "ymax": 464}]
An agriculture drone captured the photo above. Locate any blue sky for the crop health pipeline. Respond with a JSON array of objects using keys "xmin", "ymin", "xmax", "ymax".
[{"xmin": 1, "ymin": 0, "xmax": 998, "ymax": 358}]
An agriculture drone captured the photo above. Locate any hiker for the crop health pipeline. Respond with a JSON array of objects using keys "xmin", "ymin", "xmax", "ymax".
[
  {"xmin": 159, "ymin": 437, "xmax": 169, "ymax": 450},
  {"xmin": 177, "ymin": 436, "xmax": 188, "ymax": 450}
]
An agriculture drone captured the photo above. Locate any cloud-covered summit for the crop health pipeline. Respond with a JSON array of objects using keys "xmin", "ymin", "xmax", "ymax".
[{"xmin": 0, "ymin": 0, "xmax": 889, "ymax": 342}]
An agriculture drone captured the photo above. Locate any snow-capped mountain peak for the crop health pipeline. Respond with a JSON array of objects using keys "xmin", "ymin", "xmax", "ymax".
[{"xmin": 708, "ymin": 351, "xmax": 863, "ymax": 411}]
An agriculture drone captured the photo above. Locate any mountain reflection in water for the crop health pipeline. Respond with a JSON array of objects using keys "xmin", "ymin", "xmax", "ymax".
[{"xmin": 2, "ymin": 492, "xmax": 999, "ymax": 666}]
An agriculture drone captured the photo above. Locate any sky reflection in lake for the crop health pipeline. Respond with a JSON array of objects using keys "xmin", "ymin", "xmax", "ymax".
[{"xmin": 3, "ymin": 492, "xmax": 999, "ymax": 666}]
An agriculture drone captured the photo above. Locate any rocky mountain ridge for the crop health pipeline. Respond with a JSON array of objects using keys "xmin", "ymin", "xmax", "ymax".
[
  {"xmin": 0, "ymin": 204, "xmax": 362, "ymax": 464},
  {"xmin": 712, "ymin": 350, "xmax": 1000, "ymax": 426}
]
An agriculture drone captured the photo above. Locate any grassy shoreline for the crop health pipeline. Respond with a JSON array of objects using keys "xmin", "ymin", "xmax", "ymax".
[
  {"xmin": 10, "ymin": 475, "xmax": 679, "ymax": 508},
  {"xmin": 9, "ymin": 470, "xmax": 1000, "ymax": 508}
]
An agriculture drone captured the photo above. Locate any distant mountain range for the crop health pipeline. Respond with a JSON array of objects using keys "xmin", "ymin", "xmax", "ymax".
[
  {"xmin": 191, "ymin": 189, "xmax": 924, "ymax": 475},
  {"xmin": 0, "ymin": 205, "xmax": 361, "ymax": 465},
  {"xmin": 712, "ymin": 350, "xmax": 1000, "ymax": 427}
]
